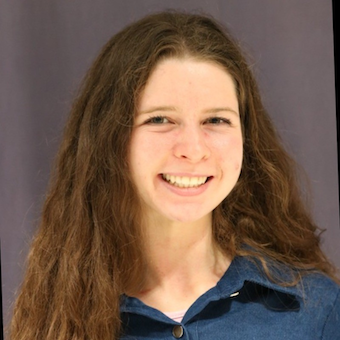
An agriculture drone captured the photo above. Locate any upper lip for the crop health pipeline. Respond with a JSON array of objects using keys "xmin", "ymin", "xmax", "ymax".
[{"xmin": 160, "ymin": 173, "xmax": 213, "ymax": 177}]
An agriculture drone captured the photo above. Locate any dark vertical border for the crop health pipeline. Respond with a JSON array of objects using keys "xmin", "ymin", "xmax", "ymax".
[
  {"xmin": 0, "ymin": 241, "xmax": 3, "ymax": 340},
  {"xmin": 333, "ymin": 0, "xmax": 340, "ymax": 228}
]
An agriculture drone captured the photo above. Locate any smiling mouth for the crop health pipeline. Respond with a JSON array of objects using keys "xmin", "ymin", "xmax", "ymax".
[{"xmin": 161, "ymin": 174, "xmax": 212, "ymax": 188}]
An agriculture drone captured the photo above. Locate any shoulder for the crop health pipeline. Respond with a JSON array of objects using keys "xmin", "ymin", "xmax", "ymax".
[
  {"xmin": 233, "ymin": 254, "xmax": 339, "ymax": 302},
  {"xmin": 299, "ymin": 271, "xmax": 339, "ymax": 301},
  {"xmin": 296, "ymin": 271, "xmax": 340, "ymax": 316},
  {"xmin": 244, "ymin": 255, "xmax": 340, "ymax": 309},
  {"xmin": 298, "ymin": 272, "xmax": 340, "ymax": 339},
  {"xmin": 230, "ymin": 255, "xmax": 340, "ymax": 338}
]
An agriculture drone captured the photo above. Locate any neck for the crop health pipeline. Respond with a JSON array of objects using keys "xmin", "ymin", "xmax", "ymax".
[
  {"xmin": 130, "ymin": 213, "xmax": 231, "ymax": 312},
  {"xmin": 140, "ymin": 213, "xmax": 230, "ymax": 293}
]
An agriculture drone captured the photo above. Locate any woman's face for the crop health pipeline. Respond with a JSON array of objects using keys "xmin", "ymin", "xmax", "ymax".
[{"xmin": 129, "ymin": 58, "xmax": 243, "ymax": 224}]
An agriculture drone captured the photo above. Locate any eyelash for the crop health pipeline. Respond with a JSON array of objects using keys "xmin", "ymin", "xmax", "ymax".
[
  {"xmin": 144, "ymin": 115, "xmax": 232, "ymax": 125},
  {"xmin": 144, "ymin": 116, "xmax": 170, "ymax": 124},
  {"xmin": 204, "ymin": 117, "xmax": 232, "ymax": 125}
]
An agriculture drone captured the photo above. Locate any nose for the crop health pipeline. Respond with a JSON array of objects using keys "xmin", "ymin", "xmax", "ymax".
[{"xmin": 173, "ymin": 124, "xmax": 211, "ymax": 162}]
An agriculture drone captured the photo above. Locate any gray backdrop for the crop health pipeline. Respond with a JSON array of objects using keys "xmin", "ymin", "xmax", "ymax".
[{"xmin": 1, "ymin": 0, "xmax": 339, "ymax": 332}]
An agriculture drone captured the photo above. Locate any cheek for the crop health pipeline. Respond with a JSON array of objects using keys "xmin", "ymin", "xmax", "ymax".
[
  {"xmin": 135, "ymin": 131, "xmax": 175, "ymax": 155},
  {"xmin": 234, "ymin": 161, "xmax": 242, "ymax": 171},
  {"xmin": 129, "ymin": 132, "xmax": 173, "ymax": 173},
  {"xmin": 216, "ymin": 134, "xmax": 243, "ymax": 165}
]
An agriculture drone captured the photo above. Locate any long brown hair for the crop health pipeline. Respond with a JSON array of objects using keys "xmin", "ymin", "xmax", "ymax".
[{"xmin": 10, "ymin": 10, "xmax": 337, "ymax": 340}]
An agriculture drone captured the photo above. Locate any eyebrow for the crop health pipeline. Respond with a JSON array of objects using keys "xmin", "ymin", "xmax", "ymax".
[
  {"xmin": 202, "ymin": 107, "xmax": 239, "ymax": 116},
  {"xmin": 139, "ymin": 106, "xmax": 239, "ymax": 116},
  {"xmin": 139, "ymin": 106, "xmax": 177, "ymax": 115}
]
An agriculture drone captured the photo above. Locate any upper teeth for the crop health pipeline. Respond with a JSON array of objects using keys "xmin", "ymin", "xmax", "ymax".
[{"xmin": 162, "ymin": 174, "xmax": 208, "ymax": 188}]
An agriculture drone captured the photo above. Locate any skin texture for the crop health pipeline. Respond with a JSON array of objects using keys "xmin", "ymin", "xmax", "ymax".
[
  {"xmin": 128, "ymin": 58, "xmax": 243, "ymax": 311},
  {"xmin": 130, "ymin": 58, "xmax": 243, "ymax": 226}
]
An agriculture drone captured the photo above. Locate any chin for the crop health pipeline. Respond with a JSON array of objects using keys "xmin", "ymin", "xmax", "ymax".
[{"xmin": 165, "ymin": 210, "xmax": 212, "ymax": 224}]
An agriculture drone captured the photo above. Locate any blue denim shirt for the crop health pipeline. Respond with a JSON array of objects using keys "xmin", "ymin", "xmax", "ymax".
[{"xmin": 120, "ymin": 255, "xmax": 340, "ymax": 339}]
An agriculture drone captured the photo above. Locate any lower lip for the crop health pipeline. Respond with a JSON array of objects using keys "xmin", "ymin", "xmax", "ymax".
[{"xmin": 158, "ymin": 175, "xmax": 212, "ymax": 197}]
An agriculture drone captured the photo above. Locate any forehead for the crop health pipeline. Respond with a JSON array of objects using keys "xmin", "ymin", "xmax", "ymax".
[
  {"xmin": 147, "ymin": 57, "xmax": 233, "ymax": 83},
  {"xmin": 138, "ymin": 58, "xmax": 238, "ymax": 111}
]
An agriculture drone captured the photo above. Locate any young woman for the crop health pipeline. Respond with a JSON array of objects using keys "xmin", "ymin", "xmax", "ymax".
[{"xmin": 10, "ymin": 11, "xmax": 339, "ymax": 340}]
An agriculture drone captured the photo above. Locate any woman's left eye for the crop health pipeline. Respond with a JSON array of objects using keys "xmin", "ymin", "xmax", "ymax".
[{"xmin": 205, "ymin": 117, "xmax": 232, "ymax": 125}]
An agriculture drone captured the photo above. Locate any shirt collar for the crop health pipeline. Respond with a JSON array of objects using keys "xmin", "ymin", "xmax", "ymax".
[
  {"xmin": 120, "ymin": 254, "xmax": 304, "ymax": 318},
  {"xmin": 216, "ymin": 255, "xmax": 304, "ymax": 300}
]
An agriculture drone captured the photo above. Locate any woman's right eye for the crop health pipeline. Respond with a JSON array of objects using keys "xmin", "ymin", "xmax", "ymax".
[{"xmin": 145, "ymin": 116, "xmax": 170, "ymax": 124}]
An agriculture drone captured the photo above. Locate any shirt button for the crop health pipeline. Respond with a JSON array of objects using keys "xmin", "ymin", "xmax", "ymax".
[{"xmin": 172, "ymin": 325, "xmax": 184, "ymax": 338}]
